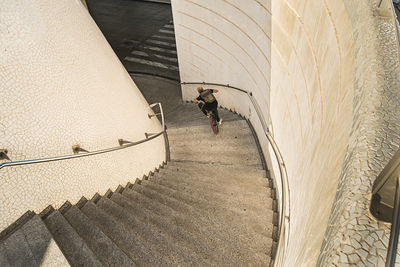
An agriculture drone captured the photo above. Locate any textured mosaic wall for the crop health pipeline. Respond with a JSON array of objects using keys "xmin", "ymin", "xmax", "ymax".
[
  {"xmin": 317, "ymin": 1, "xmax": 400, "ymax": 266},
  {"xmin": 0, "ymin": 0, "xmax": 165, "ymax": 230}
]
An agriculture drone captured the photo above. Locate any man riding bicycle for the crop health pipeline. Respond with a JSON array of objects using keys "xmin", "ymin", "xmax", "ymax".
[{"xmin": 193, "ymin": 86, "xmax": 222, "ymax": 125}]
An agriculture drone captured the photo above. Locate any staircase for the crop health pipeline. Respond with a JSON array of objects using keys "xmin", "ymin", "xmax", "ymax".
[{"xmin": 0, "ymin": 103, "xmax": 276, "ymax": 266}]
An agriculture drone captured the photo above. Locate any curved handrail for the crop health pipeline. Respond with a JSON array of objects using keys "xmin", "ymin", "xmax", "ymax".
[
  {"xmin": 181, "ymin": 81, "xmax": 290, "ymax": 266},
  {"xmin": 0, "ymin": 103, "xmax": 166, "ymax": 170}
]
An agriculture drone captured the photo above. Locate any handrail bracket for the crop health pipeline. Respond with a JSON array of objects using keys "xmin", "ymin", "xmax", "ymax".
[{"xmin": 0, "ymin": 149, "xmax": 10, "ymax": 161}]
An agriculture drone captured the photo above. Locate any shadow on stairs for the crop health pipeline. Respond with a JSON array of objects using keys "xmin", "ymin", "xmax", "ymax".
[{"xmin": 0, "ymin": 103, "xmax": 277, "ymax": 266}]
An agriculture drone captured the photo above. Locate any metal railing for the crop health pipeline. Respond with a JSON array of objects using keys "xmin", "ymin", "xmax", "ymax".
[
  {"xmin": 371, "ymin": 148, "xmax": 400, "ymax": 267},
  {"xmin": 0, "ymin": 103, "xmax": 166, "ymax": 170},
  {"xmin": 181, "ymin": 81, "xmax": 290, "ymax": 266}
]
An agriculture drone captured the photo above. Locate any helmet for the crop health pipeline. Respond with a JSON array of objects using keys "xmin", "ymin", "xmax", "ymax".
[{"xmin": 197, "ymin": 86, "xmax": 204, "ymax": 93}]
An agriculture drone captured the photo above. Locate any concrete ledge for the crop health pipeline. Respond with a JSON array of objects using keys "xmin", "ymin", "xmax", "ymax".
[
  {"xmin": 134, "ymin": 0, "xmax": 170, "ymax": 4},
  {"xmin": 0, "ymin": 211, "xmax": 35, "ymax": 242}
]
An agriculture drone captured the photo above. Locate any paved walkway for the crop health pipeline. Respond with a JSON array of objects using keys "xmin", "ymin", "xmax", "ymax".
[{"xmin": 87, "ymin": 0, "xmax": 179, "ymax": 80}]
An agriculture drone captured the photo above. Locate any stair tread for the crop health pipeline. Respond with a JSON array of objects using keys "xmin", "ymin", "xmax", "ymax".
[
  {"xmin": 120, "ymin": 188, "xmax": 242, "ymax": 265},
  {"xmin": 170, "ymin": 143, "xmax": 260, "ymax": 155},
  {"xmin": 160, "ymin": 164, "xmax": 268, "ymax": 186},
  {"xmin": 124, "ymin": 186, "xmax": 270, "ymax": 265},
  {"xmin": 0, "ymin": 214, "xmax": 70, "ymax": 267},
  {"xmin": 167, "ymin": 127, "xmax": 252, "ymax": 139},
  {"xmin": 167, "ymin": 160, "xmax": 266, "ymax": 174},
  {"xmin": 0, "ymin": 229, "xmax": 36, "ymax": 266},
  {"xmin": 132, "ymin": 183, "xmax": 273, "ymax": 258},
  {"xmin": 149, "ymin": 173, "xmax": 273, "ymax": 212},
  {"xmin": 80, "ymin": 200, "xmax": 165, "ymax": 266},
  {"xmin": 64, "ymin": 205, "xmax": 135, "ymax": 266},
  {"xmin": 43, "ymin": 210, "xmax": 102, "ymax": 267},
  {"xmin": 166, "ymin": 109, "xmax": 239, "ymax": 120},
  {"xmin": 141, "ymin": 179, "xmax": 274, "ymax": 236},
  {"xmin": 167, "ymin": 119, "xmax": 249, "ymax": 131},
  {"xmin": 169, "ymin": 136, "xmax": 258, "ymax": 146},
  {"xmin": 98, "ymin": 194, "xmax": 205, "ymax": 266},
  {"xmin": 0, "ymin": 243, "xmax": 9, "ymax": 267},
  {"xmin": 166, "ymin": 106, "xmax": 241, "ymax": 125},
  {"xmin": 171, "ymin": 151, "xmax": 263, "ymax": 168}
]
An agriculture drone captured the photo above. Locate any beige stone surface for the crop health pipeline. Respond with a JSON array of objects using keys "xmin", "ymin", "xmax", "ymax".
[
  {"xmin": 0, "ymin": 0, "xmax": 165, "ymax": 230},
  {"xmin": 172, "ymin": 0, "xmax": 400, "ymax": 265}
]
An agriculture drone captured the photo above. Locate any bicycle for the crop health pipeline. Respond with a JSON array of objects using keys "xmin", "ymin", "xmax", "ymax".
[
  {"xmin": 195, "ymin": 100, "xmax": 220, "ymax": 135},
  {"xmin": 207, "ymin": 110, "xmax": 219, "ymax": 135}
]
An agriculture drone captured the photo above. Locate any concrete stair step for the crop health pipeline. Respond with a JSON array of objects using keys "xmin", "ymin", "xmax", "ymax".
[
  {"xmin": 171, "ymin": 150, "xmax": 262, "ymax": 168},
  {"xmin": 120, "ymin": 187, "xmax": 241, "ymax": 265},
  {"xmin": 80, "ymin": 199, "xmax": 163, "ymax": 266},
  {"xmin": 149, "ymin": 172, "xmax": 273, "ymax": 214},
  {"xmin": 168, "ymin": 121, "xmax": 251, "ymax": 135},
  {"xmin": 0, "ymin": 225, "xmax": 36, "ymax": 266},
  {"xmin": 156, "ymin": 168, "xmax": 269, "ymax": 194},
  {"xmin": 164, "ymin": 103, "xmax": 198, "ymax": 114},
  {"xmin": 161, "ymin": 161, "xmax": 267, "ymax": 186},
  {"xmin": 0, "ymin": 243, "xmax": 9, "ymax": 267},
  {"xmin": 62, "ymin": 204, "xmax": 136, "ymax": 266},
  {"xmin": 125, "ymin": 186, "xmax": 270, "ymax": 265},
  {"xmin": 0, "ymin": 214, "xmax": 69, "ymax": 267},
  {"xmin": 166, "ymin": 118, "xmax": 240, "ymax": 129},
  {"xmin": 167, "ymin": 127, "xmax": 254, "ymax": 141},
  {"xmin": 156, "ymin": 172, "xmax": 270, "ymax": 202},
  {"xmin": 170, "ymin": 142, "xmax": 260, "ymax": 155},
  {"xmin": 166, "ymin": 107, "xmax": 211, "ymax": 118},
  {"xmin": 169, "ymin": 136, "xmax": 257, "ymax": 148},
  {"xmin": 167, "ymin": 113, "xmax": 239, "ymax": 123},
  {"xmin": 169, "ymin": 134, "xmax": 256, "ymax": 147},
  {"xmin": 165, "ymin": 111, "xmax": 207, "ymax": 123},
  {"xmin": 132, "ymin": 183, "xmax": 272, "ymax": 261},
  {"xmin": 166, "ymin": 114, "xmax": 241, "ymax": 127},
  {"xmin": 167, "ymin": 119, "xmax": 249, "ymax": 132},
  {"xmin": 167, "ymin": 122, "xmax": 251, "ymax": 138},
  {"xmin": 166, "ymin": 104, "xmax": 241, "ymax": 120},
  {"xmin": 43, "ymin": 210, "xmax": 102, "ymax": 267},
  {"xmin": 98, "ymin": 194, "xmax": 204, "ymax": 266},
  {"xmin": 141, "ymin": 179, "xmax": 273, "ymax": 237}
]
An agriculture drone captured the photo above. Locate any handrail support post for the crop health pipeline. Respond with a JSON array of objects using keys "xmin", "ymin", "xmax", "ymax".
[
  {"xmin": 386, "ymin": 175, "xmax": 400, "ymax": 267},
  {"xmin": 148, "ymin": 113, "xmax": 161, "ymax": 119}
]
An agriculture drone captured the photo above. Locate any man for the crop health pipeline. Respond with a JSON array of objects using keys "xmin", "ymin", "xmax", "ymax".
[{"xmin": 193, "ymin": 86, "xmax": 222, "ymax": 125}]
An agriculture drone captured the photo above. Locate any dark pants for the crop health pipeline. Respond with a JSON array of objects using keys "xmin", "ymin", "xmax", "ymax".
[{"xmin": 198, "ymin": 101, "xmax": 220, "ymax": 122}]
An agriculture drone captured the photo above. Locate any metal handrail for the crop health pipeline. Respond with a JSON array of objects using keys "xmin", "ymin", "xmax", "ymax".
[
  {"xmin": 371, "ymin": 148, "xmax": 400, "ymax": 267},
  {"xmin": 386, "ymin": 176, "xmax": 400, "ymax": 267},
  {"xmin": 0, "ymin": 103, "xmax": 166, "ymax": 170},
  {"xmin": 181, "ymin": 81, "xmax": 290, "ymax": 266}
]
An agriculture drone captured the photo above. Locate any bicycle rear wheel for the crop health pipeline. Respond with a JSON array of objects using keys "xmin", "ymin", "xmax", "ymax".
[{"xmin": 209, "ymin": 115, "xmax": 219, "ymax": 134}]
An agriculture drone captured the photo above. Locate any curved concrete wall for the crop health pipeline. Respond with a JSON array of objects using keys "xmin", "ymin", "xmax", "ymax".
[
  {"xmin": 0, "ymin": 0, "xmax": 165, "ymax": 230},
  {"xmin": 172, "ymin": 0, "xmax": 400, "ymax": 265}
]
